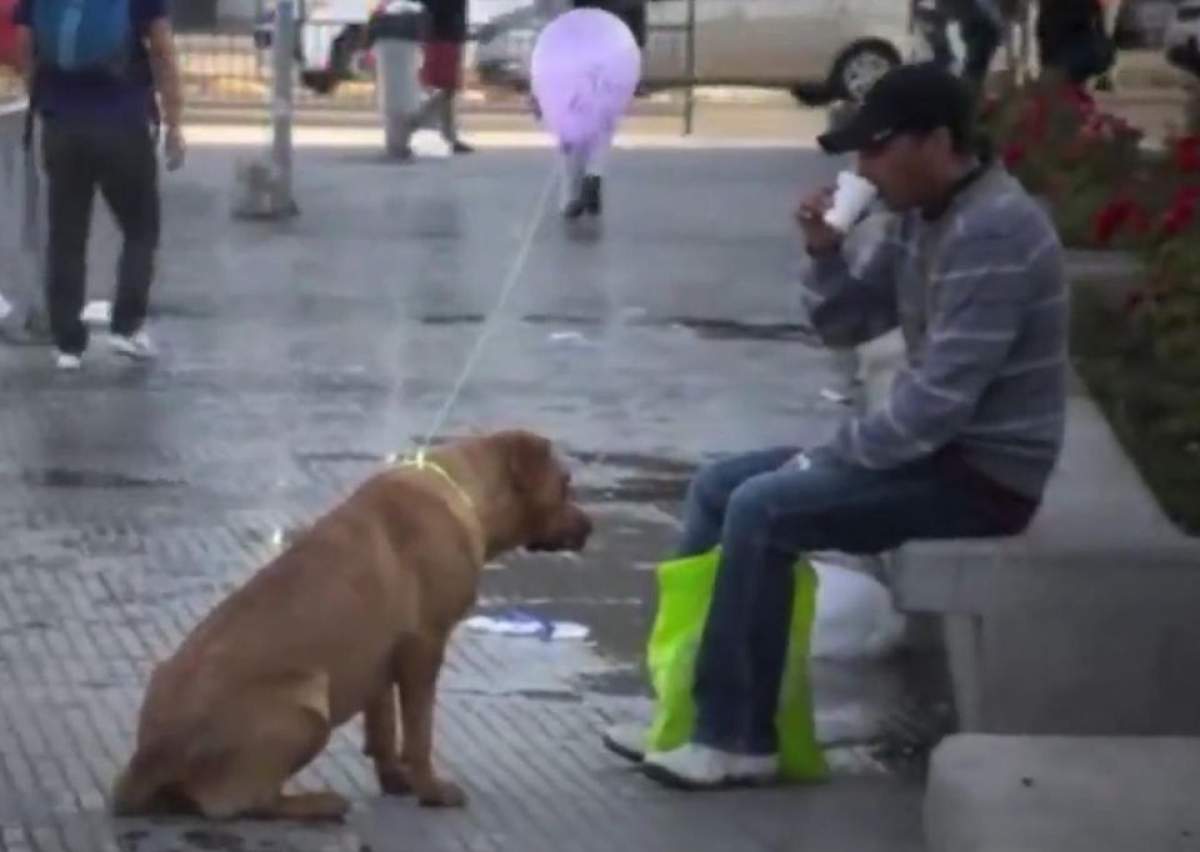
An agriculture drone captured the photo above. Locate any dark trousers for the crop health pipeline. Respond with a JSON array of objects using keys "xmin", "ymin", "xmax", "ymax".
[
  {"xmin": 680, "ymin": 448, "xmax": 1032, "ymax": 755},
  {"xmin": 41, "ymin": 117, "xmax": 160, "ymax": 355}
]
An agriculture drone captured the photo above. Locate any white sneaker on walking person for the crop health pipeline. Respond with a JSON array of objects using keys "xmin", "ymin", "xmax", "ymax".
[
  {"xmin": 108, "ymin": 329, "xmax": 156, "ymax": 361},
  {"xmin": 54, "ymin": 350, "xmax": 83, "ymax": 371}
]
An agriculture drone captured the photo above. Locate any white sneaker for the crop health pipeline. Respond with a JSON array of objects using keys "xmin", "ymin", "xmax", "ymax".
[
  {"xmin": 54, "ymin": 351, "xmax": 82, "ymax": 371},
  {"xmin": 601, "ymin": 722, "xmax": 650, "ymax": 763},
  {"xmin": 108, "ymin": 329, "xmax": 156, "ymax": 360},
  {"xmin": 642, "ymin": 742, "xmax": 779, "ymax": 790}
]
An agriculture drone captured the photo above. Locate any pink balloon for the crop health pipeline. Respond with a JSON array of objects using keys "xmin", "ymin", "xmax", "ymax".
[{"xmin": 531, "ymin": 8, "xmax": 642, "ymax": 147}]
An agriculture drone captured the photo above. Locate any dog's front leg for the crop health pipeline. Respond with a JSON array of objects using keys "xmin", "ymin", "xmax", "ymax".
[
  {"xmin": 397, "ymin": 633, "xmax": 466, "ymax": 807},
  {"xmin": 363, "ymin": 684, "xmax": 411, "ymax": 796}
]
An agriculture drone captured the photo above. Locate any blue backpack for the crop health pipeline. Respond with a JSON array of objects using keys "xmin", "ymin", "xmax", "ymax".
[{"xmin": 31, "ymin": 0, "xmax": 134, "ymax": 76}]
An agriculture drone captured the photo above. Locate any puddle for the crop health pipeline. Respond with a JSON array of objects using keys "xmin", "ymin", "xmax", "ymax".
[
  {"xmin": 568, "ymin": 450, "xmax": 695, "ymax": 476},
  {"xmin": 574, "ymin": 477, "xmax": 688, "ymax": 504},
  {"xmin": 512, "ymin": 688, "xmax": 583, "ymax": 703},
  {"xmin": 411, "ymin": 313, "xmax": 822, "ymax": 342},
  {"xmin": 17, "ymin": 468, "xmax": 183, "ymax": 489},
  {"xmin": 292, "ymin": 450, "xmax": 383, "ymax": 464}
]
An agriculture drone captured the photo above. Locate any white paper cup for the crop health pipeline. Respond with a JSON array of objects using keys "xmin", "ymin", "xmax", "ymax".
[{"xmin": 823, "ymin": 171, "xmax": 878, "ymax": 233}]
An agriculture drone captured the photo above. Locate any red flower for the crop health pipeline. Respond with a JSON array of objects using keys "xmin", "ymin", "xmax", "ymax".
[
  {"xmin": 1172, "ymin": 185, "xmax": 1200, "ymax": 206},
  {"xmin": 1002, "ymin": 142, "xmax": 1027, "ymax": 168},
  {"xmin": 1018, "ymin": 96, "xmax": 1050, "ymax": 142},
  {"xmin": 1060, "ymin": 84, "xmax": 1096, "ymax": 117},
  {"xmin": 1174, "ymin": 136, "xmax": 1200, "ymax": 173},
  {"xmin": 1093, "ymin": 198, "xmax": 1137, "ymax": 245},
  {"xmin": 1161, "ymin": 198, "xmax": 1197, "ymax": 237},
  {"xmin": 1122, "ymin": 288, "xmax": 1148, "ymax": 315},
  {"xmin": 1131, "ymin": 206, "xmax": 1152, "ymax": 235}
]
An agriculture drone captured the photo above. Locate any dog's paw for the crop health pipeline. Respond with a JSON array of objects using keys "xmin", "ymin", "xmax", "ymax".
[
  {"xmin": 376, "ymin": 760, "xmax": 413, "ymax": 797},
  {"xmin": 416, "ymin": 778, "xmax": 467, "ymax": 808}
]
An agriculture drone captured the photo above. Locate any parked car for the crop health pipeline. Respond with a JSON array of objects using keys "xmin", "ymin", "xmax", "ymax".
[
  {"xmin": 1165, "ymin": 0, "xmax": 1200, "ymax": 75},
  {"xmin": 475, "ymin": 0, "xmax": 916, "ymax": 105}
]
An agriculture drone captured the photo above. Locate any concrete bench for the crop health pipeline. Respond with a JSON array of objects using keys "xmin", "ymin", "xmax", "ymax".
[
  {"xmin": 924, "ymin": 735, "xmax": 1200, "ymax": 852},
  {"xmin": 856, "ymin": 329, "xmax": 1200, "ymax": 735}
]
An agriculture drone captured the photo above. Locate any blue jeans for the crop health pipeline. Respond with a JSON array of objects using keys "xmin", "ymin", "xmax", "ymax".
[{"xmin": 679, "ymin": 447, "xmax": 1030, "ymax": 755}]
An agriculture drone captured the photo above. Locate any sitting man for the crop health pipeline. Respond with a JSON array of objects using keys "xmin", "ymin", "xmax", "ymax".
[{"xmin": 617, "ymin": 63, "xmax": 1068, "ymax": 790}]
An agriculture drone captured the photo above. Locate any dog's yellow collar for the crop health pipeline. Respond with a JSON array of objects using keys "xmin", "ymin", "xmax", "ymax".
[{"xmin": 398, "ymin": 451, "xmax": 476, "ymax": 513}]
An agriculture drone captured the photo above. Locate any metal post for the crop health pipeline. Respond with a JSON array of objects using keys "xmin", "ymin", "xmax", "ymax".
[
  {"xmin": 682, "ymin": 0, "xmax": 696, "ymax": 136},
  {"xmin": 235, "ymin": 0, "xmax": 300, "ymax": 219},
  {"xmin": 270, "ymin": 0, "xmax": 299, "ymax": 216}
]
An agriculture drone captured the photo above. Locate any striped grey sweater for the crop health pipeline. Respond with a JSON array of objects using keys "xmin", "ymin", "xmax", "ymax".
[{"xmin": 801, "ymin": 163, "xmax": 1068, "ymax": 499}]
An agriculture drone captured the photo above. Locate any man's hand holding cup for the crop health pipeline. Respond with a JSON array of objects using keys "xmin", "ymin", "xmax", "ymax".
[{"xmin": 796, "ymin": 171, "xmax": 878, "ymax": 256}]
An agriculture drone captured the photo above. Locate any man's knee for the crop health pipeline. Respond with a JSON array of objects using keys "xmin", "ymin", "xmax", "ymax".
[
  {"xmin": 684, "ymin": 460, "xmax": 724, "ymax": 512},
  {"xmin": 724, "ymin": 477, "xmax": 777, "ymax": 535}
]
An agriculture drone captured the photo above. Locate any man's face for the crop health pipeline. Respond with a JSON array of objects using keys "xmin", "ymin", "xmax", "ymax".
[{"xmin": 856, "ymin": 130, "xmax": 945, "ymax": 211}]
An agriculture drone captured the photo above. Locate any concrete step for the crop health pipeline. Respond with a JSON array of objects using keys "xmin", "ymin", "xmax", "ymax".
[{"xmin": 925, "ymin": 735, "xmax": 1200, "ymax": 852}]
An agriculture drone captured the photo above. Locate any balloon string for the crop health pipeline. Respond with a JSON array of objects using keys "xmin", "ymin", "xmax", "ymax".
[{"xmin": 413, "ymin": 160, "xmax": 559, "ymax": 455}]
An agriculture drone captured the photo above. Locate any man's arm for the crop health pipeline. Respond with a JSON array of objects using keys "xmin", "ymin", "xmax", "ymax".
[
  {"xmin": 146, "ymin": 18, "xmax": 182, "ymax": 131},
  {"xmin": 146, "ymin": 16, "xmax": 185, "ymax": 168},
  {"xmin": 799, "ymin": 219, "xmax": 904, "ymax": 348},
  {"xmin": 816, "ymin": 228, "xmax": 1061, "ymax": 470}
]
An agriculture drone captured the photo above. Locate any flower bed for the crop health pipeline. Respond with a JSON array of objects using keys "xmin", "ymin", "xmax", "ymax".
[{"xmin": 982, "ymin": 79, "xmax": 1200, "ymax": 534}]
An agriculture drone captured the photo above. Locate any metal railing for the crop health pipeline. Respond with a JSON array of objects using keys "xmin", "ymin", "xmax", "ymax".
[
  {"xmin": 177, "ymin": 24, "xmax": 378, "ymax": 112},
  {"xmin": 175, "ymin": 10, "xmax": 698, "ymax": 120}
]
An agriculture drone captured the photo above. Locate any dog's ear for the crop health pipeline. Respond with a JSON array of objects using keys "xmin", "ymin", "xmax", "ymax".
[{"xmin": 504, "ymin": 430, "xmax": 555, "ymax": 492}]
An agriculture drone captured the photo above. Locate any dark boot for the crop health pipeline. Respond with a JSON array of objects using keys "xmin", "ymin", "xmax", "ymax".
[
  {"xmin": 581, "ymin": 175, "xmax": 602, "ymax": 215},
  {"xmin": 563, "ymin": 196, "xmax": 587, "ymax": 219}
]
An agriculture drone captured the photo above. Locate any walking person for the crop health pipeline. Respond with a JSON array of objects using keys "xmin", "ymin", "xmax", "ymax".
[
  {"xmin": 1094, "ymin": 0, "xmax": 1122, "ymax": 90},
  {"xmin": 13, "ymin": 0, "xmax": 185, "ymax": 370},
  {"xmin": 395, "ymin": 0, "xmax": 474, "ymax": 157},
  {"xmin": 542, "ymin": 0, "xmax": 645, "ymax": 219},
  {"xmin": 1036, "ymin": 0, "xmax": 1114, "ymax": 86}
]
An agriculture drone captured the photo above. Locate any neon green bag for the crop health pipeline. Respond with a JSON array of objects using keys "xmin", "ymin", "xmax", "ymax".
[{"xmin": 645, "ymin": 547, "xmax": 828, "ymax": 781}]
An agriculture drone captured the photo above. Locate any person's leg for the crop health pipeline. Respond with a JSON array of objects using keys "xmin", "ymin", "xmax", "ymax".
[
  {"xmin": 98, "ymin": 122, "xmax": 161, "ymax": 343},
  {"xmin": 438, "ymin": 88, "xmax": 473, "ymax": 152},
  {"xmin": 560, "ymin": 143, "xmax": 589, "ymax": 219},
  {"xmin": 41, "ymin": 119, "xmax": 97, "ymax": 360},
  {"xmin": 650, "ymin": 452, "xmax": 1025, "ymax": 786},
  {"xmin": 919, "ymin": 0, "xmax": 956, "ymax": 69},
  {"xmin": 959, "ymin": 2, "xmax": 1003, "ymax": 86},
  {"xmin": 1102, "ymin": 0, "xmax": 1121, "ymax": 39},
  {"xmin": 675, "ymin": 447, "xmax": 801, "ymax": 558},
  {"xmin": 623, "ymin": 4, "xmax": 647, "ymax": 48},
  {"xmin": 580, "ymin": 130, "xmax": 612, "ymax": 215},
  {"xmin": 396, "ymin": 88, "xmax": 445, "ymax": 155},
  {"xmin": 437, "ymin": 89, "xmax": 456, "ymax": 142},
  {"xmin": 1095, "ymin": 0, "xmax": 1120, "ymax": 88}
]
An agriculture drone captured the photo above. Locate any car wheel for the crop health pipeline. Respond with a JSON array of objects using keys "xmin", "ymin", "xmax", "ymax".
[{"xmin": 830, "ymin": 42, "xmax": 899, "ymax": 103}]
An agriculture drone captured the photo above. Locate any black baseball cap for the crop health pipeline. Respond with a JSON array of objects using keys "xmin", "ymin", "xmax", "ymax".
[{"xmin": 817, "ymin": 62, "xmax": 975, "ymax": 155}]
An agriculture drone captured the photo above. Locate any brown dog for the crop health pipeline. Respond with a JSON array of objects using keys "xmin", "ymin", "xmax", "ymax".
[{"xmin": 111, "ymin": 430, "xmax": 592, "ymax": 821}]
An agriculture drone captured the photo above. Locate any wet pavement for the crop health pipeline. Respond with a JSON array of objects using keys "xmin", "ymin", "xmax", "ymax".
[{"xmin": 0, "ymin": 144, "xmax": 934, "ymax": 850}]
